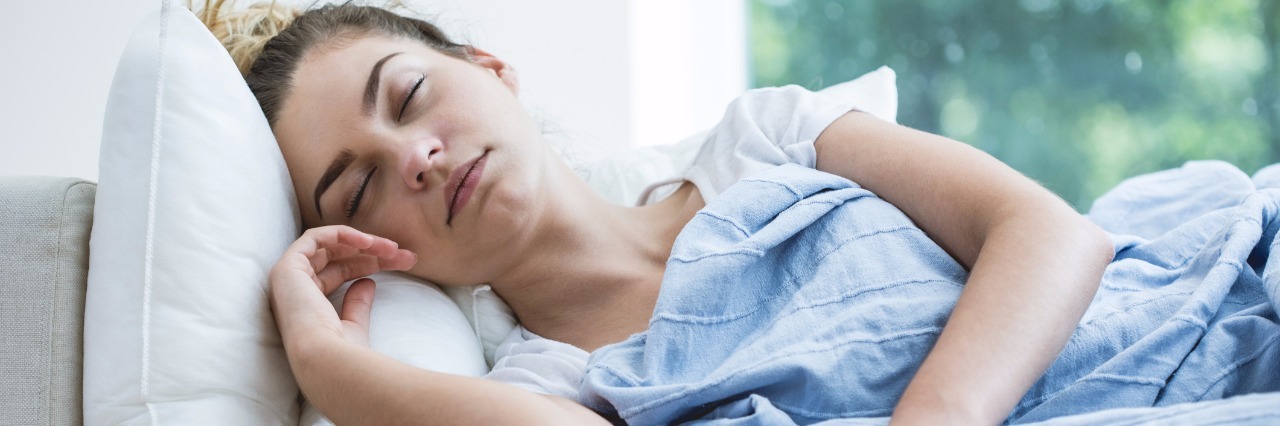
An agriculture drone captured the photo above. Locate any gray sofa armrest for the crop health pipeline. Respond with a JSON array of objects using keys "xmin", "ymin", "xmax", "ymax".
[{"xmin": 0, "ymin": 176, "xmax": 95, "ymax": 426}]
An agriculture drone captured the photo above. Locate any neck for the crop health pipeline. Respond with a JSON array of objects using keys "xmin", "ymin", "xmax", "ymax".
[{"xmin": 488, "ymin": 151, "xmax": 701, "ymax": 346}]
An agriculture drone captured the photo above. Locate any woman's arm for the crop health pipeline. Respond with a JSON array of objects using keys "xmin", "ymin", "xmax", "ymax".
[
  {"xmin": 288, "ymin": 335, "xmax": 603, "ymax": 425},
  {"xmin": 270, "ymin": 225, "xmax": 607, "ymax": 425},
  {"xmin": 813, "ymin": 112, "xmax": 1114, "ymax": 424}
]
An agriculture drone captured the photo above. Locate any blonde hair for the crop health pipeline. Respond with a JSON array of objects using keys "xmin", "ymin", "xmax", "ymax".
[
  {"xmin": 190, "ymin": 0, "xmax": 470, "ymax": 125},
  {"xmin": 192, "ymin": 0, "xmax": 302, "ymax": 76}
]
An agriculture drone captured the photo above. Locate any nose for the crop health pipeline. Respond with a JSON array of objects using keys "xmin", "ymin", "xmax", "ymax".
[{"xmin": 400, "ymin": 137, "xmax": 443, "ymax": 191}]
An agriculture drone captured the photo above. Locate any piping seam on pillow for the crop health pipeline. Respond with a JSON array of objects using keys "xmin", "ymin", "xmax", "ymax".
[{"xmin": 140, "ymin": 1, "xmax": 171, "ymax": 422}]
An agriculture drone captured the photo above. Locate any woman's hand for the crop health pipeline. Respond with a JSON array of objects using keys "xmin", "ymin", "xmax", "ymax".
[
  {"xmin": 268, "ymin": 225, "xmax": 417, "ymax": 350},
  {"xmin": 264, "ymin": 226, "xmax": 606, "ymax": 425}
]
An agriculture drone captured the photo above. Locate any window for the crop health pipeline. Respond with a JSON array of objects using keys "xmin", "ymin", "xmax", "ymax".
[{"xmin": 750, "ymin": 0, "xmax": 1279, "ymax": 209}]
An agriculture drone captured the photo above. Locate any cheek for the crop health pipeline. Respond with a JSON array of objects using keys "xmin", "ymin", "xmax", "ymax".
[
  {"xmin": 472, "ymin": 179, "xmax": 538, "ymax": 248},
  {"xmin": 405, "ymin": 257, "xmax": 454, "ymax": 286},
  {"xmin": 473, "ymin": 156, "xmax": 538, "ymax": 230},
  {"xmin": 449, "ymin": 79, "xmax": 538, "ymax": 140},
  {"xmin": 359, "ymin": 209, "xmax": 433, "ymax": 260}
]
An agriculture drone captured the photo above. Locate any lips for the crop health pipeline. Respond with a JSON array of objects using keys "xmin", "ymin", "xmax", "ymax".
[{"xmin": 444, "ymin": 150, "xmax": 489, "ymax": 225}]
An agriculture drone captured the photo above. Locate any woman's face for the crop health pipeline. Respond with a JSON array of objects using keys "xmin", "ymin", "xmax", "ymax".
[{"xmin": 273, "ymin": 34, "xmax": 547, "ymax": 286}]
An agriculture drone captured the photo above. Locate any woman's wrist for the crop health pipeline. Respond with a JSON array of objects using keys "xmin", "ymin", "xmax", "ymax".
[
  {"xmin": 892, "ymin": 374, "xmax": 997, "ymax": 425},
  {"xmin": 890, "ymin": 388, "xmax": 988, "ymax": 424}
]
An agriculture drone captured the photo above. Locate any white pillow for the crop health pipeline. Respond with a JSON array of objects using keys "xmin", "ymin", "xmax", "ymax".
[
  {"xmin": 84, "ymin": 1, "xmax": 486, "ymax": 423},
  {"xmin": 84, "ymin": 1, "xmax": 300, "ymax": 423},
  {"xmin": 449, "ymin": 66, "xmax": 901, "ymax": 364},
  {"xmin": 303, "ymin": 273, "xmax": 488, "ymax": 425}
]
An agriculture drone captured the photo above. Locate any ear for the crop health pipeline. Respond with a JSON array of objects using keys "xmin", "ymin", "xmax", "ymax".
[{"xmin": 468, "ymin": 47, "xmax": 520, "ymax": 96}]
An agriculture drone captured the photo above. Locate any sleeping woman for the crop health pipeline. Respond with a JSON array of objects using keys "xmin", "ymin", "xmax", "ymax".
[{"xmin": 202, "ymin": 1, "xmax": 1280, "ymax": 424}]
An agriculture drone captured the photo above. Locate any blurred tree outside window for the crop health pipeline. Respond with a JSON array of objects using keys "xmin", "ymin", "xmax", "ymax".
[{"xmin": 750, "ymin": 0, "xmax": 1280, "ymax": 210}]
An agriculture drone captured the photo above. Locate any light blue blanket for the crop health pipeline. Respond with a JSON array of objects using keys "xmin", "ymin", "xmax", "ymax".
[{"xmin": 579, "ymin": 162, "xmax": 1280, "ymax": 425}]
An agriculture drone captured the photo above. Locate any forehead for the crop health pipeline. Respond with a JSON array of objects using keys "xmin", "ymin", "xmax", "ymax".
[
  {"xmin": 293, "ymin": 35, "xmax": 417, "ymax": 94},
  {"xmin": 283, "ymin": 35, "xmax": 427, "ymax": 126}
]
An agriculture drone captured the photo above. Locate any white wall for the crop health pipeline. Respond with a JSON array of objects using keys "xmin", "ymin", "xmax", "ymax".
[
  {"xmin": 0, "ymin": 0, "xmax": 155, "ymax": 181},
  {"xmin": 0, "ymin": 0, "xmax": 745, "ymax": 181},
  {"xmin": 410, "ymin": 0, "xmax": 635, "ymax": 154},
  {"xmin": 631, "ymin": 0, "xmax": 747, "ymax": 147}
]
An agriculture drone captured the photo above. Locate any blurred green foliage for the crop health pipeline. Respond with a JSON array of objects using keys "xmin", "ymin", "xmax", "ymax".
[{"xmin": 750, "ymin": 0, "xmax": 1280, "ymax": 210}]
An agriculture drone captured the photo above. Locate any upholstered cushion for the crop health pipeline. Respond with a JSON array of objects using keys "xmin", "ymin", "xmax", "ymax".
[{"xmin": 0, "ymin": 176, "xmax": 95, "ymax": 425}]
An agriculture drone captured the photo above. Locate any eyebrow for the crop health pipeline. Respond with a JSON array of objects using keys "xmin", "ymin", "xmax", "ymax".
[
  {"xmin": 362, "ymin": 52, "xmax": 404, "ymax": 116},
  {"xmin": 314, "ymin": 149, "xmax": 356, "ymax": 220}
]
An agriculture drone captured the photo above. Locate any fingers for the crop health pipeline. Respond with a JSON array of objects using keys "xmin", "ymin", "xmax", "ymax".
[
  {"xmin": 269, "ymin": 226, "xmax": 412, "ymax": 349},
  {"xmin": 309, "ymin": 244, "xmax": 362, "ymax": 272},
  {"xmin": 316, "ymin": 256, "xmax": 384, "ymax": 293},
  {"xmin": 380, "ymin": 248, "xmax": 417, "ymax": 271},
  {"xmin": 340, "ymin": 278, "xmax": 376, "ymax": 332},
  {"xmin": 314, "ymin": 252, "xmax": 416, "ymax": 294},
  {"xmin": 292, "ymin": 225, "xmax": 403, "ymax": 259},
  {"xmin": 285, "ymin": 226, "xmax": 417, "ymax": 288},
  {"xmin": 310, "ymin": 242, "xmax": 414, "ymax": 276},
  {"xmin": 298, "ymin": 229, "xmax": 416, "ymax": 293}
]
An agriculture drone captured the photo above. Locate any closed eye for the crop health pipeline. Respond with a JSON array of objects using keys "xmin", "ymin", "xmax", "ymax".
[
  {"xmin": 397, "ymin": 73, "xmax": 425, "ymax": 122},
  {"xmin": 346, "ymin": 167, "xmax": 376, "ymax": 218}
]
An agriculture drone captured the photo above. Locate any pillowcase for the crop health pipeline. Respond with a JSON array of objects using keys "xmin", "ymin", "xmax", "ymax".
[
  {"xmin": 303, "ymin": 273, "xmax": 488, "ymax": 425},
  {"xmin": 84, "ymin": 1, "xmax": 486, "ymax": 423},
  {"xmin": 84, "ymin": 1, "xmax": 299, "ymax": 422}
]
